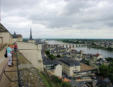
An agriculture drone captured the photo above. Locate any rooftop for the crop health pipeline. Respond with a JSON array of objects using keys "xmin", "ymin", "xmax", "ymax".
[
  {"xmin": 60, "ymin": 58, "xmax": 80, "ymax": 66},
  {"xmin": 80, "ymin": 63, "xmax": 95, "ymax": 72},
  {"xmin": 0, "ymin": 23, "xmax": 8, "ymax": 32},
  {"xmin": 12, "ymin": 32, "xmax": 22, "ymax": 38},
  {"xmin": 43, "ymin": 59, "xmax": 59, "ymax": 66}
]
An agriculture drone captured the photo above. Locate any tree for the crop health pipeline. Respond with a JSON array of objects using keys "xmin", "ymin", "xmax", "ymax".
[
  {"xmin": 105, "ymin": 57, "xmax": 113, "ymax": 62},
  {"xmin": 99, "ymin": 61, "xmax": 113, "ymax": 84},
  {"xmin": 45, "ymin": 50, "xmax": 50, "ymax": 55},
  {"xmin": 57, "ymin": 55, "xmax": 61, "ymax": 58},
  {"xmin": 99, "ymin": 64, "xmax": 109, "ymax": 77},
  {"xmin": 49, "ymin": 54, "xmax": 56, "ymax": 60}
]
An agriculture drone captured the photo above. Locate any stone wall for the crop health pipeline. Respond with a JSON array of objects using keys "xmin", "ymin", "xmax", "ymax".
[
  {"xmin": 0, "ymin": 47, "xmax": 9, "ymax": 87},
  {"xmin": 18, "ymin": 37, "xmax": 23, "ymax": 42},
  {"xmin": 0, "ymin": 37, "xmax": 3, "ymax": 44},
  {"xmin": 12, "ymin": 38, "xmax": 23, "ymax": 43},
  {"xmin": 0, "ymin": 37, "xmax": 3, "ymax": 49},
  {"xmin": 17, "ymin": 42, "xmax": 44, "ymax": 71},
  {"xmin": 0, "ymin": 32, "xmax": 12, "ymax": 44}
]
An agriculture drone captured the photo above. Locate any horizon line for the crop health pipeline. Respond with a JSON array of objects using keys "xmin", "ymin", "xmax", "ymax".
[{"xmin": 23, "ymin": 38, "xmax": 113, "ymax": 40}]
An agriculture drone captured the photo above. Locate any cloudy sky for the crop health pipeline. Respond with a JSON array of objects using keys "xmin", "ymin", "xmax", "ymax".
[{"xmin": 1, "ymin": 0, "xmax": 113, "ymax": 39}]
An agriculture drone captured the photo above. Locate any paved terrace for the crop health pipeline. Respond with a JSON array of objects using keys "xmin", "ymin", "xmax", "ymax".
[{"xmin": 0, "ymin": 48, "xmax": 18, "ymax": 87}]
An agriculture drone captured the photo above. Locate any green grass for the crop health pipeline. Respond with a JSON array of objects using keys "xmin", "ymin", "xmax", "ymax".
[{"xmin": 39, "ymin": 72, "xmax": 54, "ymax": 87}]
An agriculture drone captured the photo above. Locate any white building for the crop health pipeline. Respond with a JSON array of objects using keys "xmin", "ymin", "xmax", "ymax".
[
  {"xmin": 60, "ymin": 58, "xmax": 80, "ymax": 77},
  {"xmin": 43, "ymin": 59, "xmax": 62, "ymax": 78}
]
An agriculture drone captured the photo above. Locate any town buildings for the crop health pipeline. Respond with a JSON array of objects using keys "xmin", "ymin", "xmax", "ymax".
[{"xmin": 43, "ymin": 42, "xmax": 109, "ymax": 87}]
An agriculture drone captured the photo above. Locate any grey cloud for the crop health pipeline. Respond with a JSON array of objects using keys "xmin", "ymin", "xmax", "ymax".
[
  {"xmin": 62, "ymin": 0, "xmax": 93, "ymax": 15},
  {"xmin": 2, "ymin": 0, "xmax": 40, "ymax": 10},
  {"xmin": 27, "ymin": 0, "xmax": 113, "ymax": 29},
  {"xmin": 1, "ymin": 0, "xmax": 113, "ymax": 38}
]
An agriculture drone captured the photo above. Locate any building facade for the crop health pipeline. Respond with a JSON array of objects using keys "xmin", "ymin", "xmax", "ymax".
[
  {"xmin": 60, "ymin": 58, "xmax": 80, "ymax": 77},
  {"xmin": 43, "ymin": 59, "xmax": 62, "ymax": 78},
  {"xmin": 0, "ymin": 23, "xmax": 12, "ymax": 45},
  {"xmin": 12, "ymin": 32, "xmax": 23, "ymax": 42}
]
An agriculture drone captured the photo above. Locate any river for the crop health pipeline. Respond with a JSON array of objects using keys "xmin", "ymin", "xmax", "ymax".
[
  {"xmin": 47, "ymin": 40, "xmax": 113, "ymax": 58},
  {"xmin": 75, "ymin": 47, "xmax": 113, "ymax": 58}
]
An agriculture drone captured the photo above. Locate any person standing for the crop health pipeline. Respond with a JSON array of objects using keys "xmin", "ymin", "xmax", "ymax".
[
  {"xmin": 7, "ymin": 45, "xmax": 13, "ymax": 67},
  {"xmin": 14, "ymin": 42, "xmax": 18, "ymax": 52}
]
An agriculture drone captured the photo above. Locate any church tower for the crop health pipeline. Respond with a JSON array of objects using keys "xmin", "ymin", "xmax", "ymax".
[
  {"xmin": 28, "ymin": 28, "xmax": 35, "ymax": 43},
  {"xmin": 13, "ymin": 31, "xmax": 17, "ymax": 38},
  {"xmin": 29, "ymin": 29, "xmax": 33, "ymax": 40}
]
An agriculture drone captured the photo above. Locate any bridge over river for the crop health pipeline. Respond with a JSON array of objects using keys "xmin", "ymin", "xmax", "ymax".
[{"xmin": 46, "ymin": 40, "xmax": 113, "ymax": 58}]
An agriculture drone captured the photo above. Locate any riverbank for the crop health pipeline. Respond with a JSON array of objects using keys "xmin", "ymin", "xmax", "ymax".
[
  {"xmin": 89, "ymin": 45, "xmax": 113, "ymax": 51},
  {"xmin": 47, "ymin": 40, "xmax": 113, "ymax": 58}
]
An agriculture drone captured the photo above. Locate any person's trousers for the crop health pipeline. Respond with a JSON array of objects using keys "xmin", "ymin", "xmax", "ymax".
[{"xmin": 8, "ymin": 53, "xmax": 12, "ymax": 66}]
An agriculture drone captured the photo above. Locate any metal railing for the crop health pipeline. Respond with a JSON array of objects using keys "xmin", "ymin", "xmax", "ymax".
[{"xmin": 15, "ymin": 52, "xmax": 22, "ymax": 87}]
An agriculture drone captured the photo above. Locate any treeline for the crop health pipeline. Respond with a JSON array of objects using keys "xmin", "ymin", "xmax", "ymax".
[
  {"xmin": 99, "ymin": 57, "xmax": 113, "ymax": 83},
  {"xmin": 90, "ymin": 44, "xmax": 113, "ymax": 51},
  {"xmin": 60, "ymin": 40, "xmax": 85, "ymax": 44}
]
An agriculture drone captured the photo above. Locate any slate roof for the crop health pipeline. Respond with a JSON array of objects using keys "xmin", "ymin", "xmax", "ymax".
[
  {"xmin": 0, "ymin": 23, "xmax": 8, "ymax": 32},
  {"xmin": 60, "ymin": 58, "xmax": 80, "ymax": 66},
  {"xmin": 43, "ymin": 59, "xmax": 59, "ymax": 66}
]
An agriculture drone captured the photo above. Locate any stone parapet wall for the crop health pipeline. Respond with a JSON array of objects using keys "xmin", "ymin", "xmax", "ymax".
[{"xmin": 17, "ymin": 42, "xmax": 44, "ymax": 71}]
